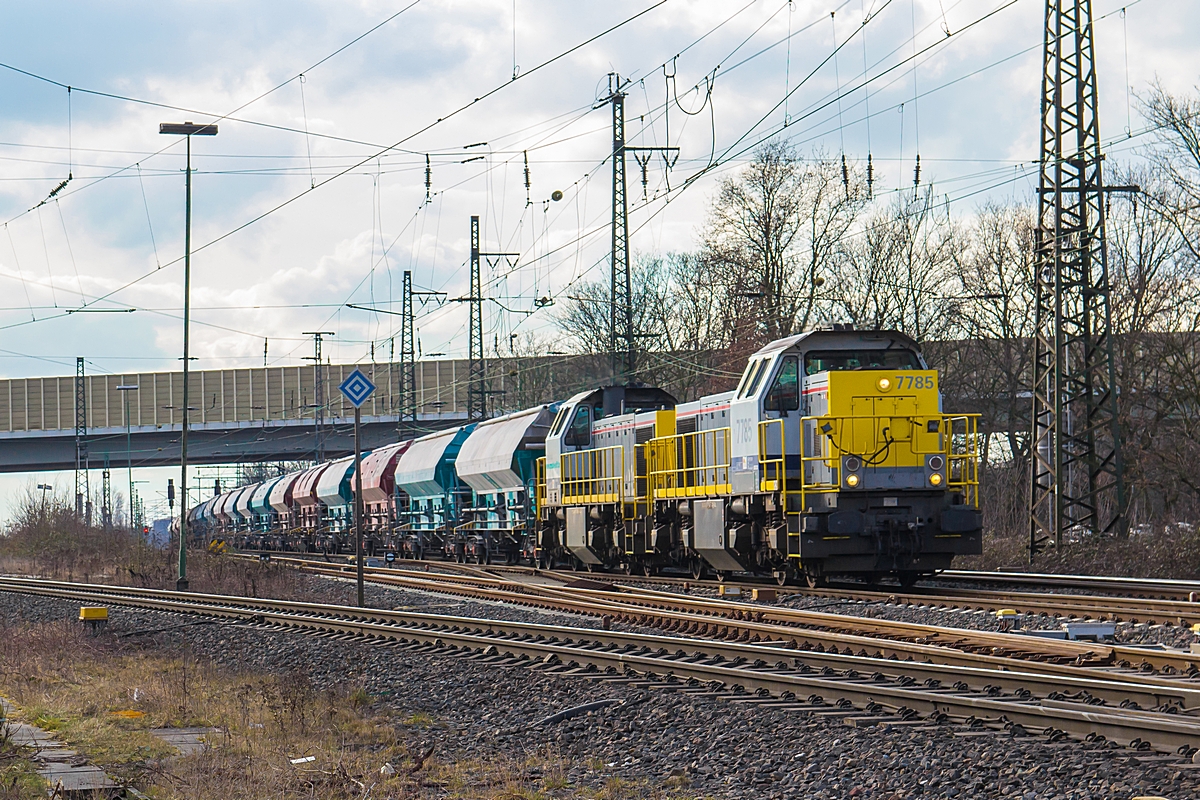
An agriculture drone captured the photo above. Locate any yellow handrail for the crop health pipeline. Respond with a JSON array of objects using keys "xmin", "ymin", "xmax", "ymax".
[
  {"xmin": 647, "ymin": 427, "xmax": 730, "ymax": 499},
  {"xmin": 535, "ymin": 456, "xmax": 547, "ymax": 512},
  {"xmin": 561, "ymin": 445, "xmax": 625, "ymax": 504},
  {"xmin": 942, "ymin": 414, "xmax": 981, "ymax": 508},
  {"xmin": 774, "ymin": 413, "xmax": 981, "ymax": 509}
]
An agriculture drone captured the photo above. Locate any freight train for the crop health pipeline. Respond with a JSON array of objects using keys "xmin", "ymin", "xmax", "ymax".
[{"xmin": 193, "ymin": 327, "xmax": 982, "ymax": 585}]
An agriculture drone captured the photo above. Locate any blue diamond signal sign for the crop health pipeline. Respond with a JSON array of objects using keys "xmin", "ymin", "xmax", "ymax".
[{"xmin": 339, "ymin": 369, "xmax": 376, "ymax": 408}]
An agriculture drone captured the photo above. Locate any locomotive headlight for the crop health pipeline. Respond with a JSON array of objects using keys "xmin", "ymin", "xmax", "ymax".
[
  {"xmin": 846, "ymin": 473, "xmax": 861, "ymax": 488},
  {"xmin": 877, "ymin": 377, "xmax": 892, "ymax": 392},
  {"xmin": 929, "ymin": 472, "xmax": 944, "ymax": 487}
]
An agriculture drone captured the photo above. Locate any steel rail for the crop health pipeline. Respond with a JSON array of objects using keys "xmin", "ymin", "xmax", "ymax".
[
  {"xmin": 271, "ymin": 558, "xmax": 1200, "ymax": 674},
  {"xmin": 941, "ymin": 570, "xmax": 1200, "ymax": 599},
  {"xmin": 235, "ymin": 551, "xmax": 1200, "ymax": 626},
  {"xmin": 2, "ymin": 576, "xmax": 1199, "ymax": 753}
]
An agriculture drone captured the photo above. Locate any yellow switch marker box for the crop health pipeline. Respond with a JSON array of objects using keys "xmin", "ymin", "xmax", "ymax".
[{"xmin": 79, "ymin": 607, "xmax": 108, "ymax": 621}]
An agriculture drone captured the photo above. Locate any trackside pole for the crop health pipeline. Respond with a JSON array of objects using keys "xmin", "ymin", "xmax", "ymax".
[
  {"xmin": 338, "ymin": 367, "xmax": 376, "ymax": 609},
  {"xmin": 355, "ymin": 404, "xmax": 365, "ymax": 608}
]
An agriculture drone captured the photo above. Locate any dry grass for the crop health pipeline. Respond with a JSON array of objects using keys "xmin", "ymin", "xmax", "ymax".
[
  {"xmin": 0, "ymin": 620, "xmax": 413, "ymax": 798},
  {"xmin": 0, "ymin": 536, "xmax": 305, "ymax": 603},
  {"xmin": 0, "ymin": 717, "xmax": 46, "ymax": 800},
  {"xmin": 0, "ymin": 488, "xmax": 307, "ymax": 599},
  {"xmin": 963, "ymin": 522, "xmax": 1200, "ymax": 578},
  {"xmin": 0, "ymin": 620, "xmax": 702, "ymax": 799},
  {"xmin": 961, "ymin": 465, "xmax": 1200, "ymax": 578}
]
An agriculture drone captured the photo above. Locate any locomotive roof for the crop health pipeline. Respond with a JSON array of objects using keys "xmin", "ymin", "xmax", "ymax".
[
  {"xmin": 560, "ymin": 384, "xmax": 677, "ymax": 415},
  {"xmin": 750, "ymin": 329, "xmax": 923, "ymax": 359}
]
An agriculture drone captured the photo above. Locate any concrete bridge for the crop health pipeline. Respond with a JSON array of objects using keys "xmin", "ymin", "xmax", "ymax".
[{"xmin": 0, "ymin": 360, "xmax": 476, "ymax": 472}]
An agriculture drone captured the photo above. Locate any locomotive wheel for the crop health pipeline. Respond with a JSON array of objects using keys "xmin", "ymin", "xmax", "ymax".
[
  {"xmin": 803, "ymin": 569, "xmax": 826, "ymax": 589},
  {"xmin": 690, "ymin": 559, "xmax": 704, "ymax": 581},
  {"xmin": 897, "ymin": 571, "xmax": 920, "ymax": 590},
  {"xmin": 774, "ymin": 565, "xmax": 794, "ymax": 587}
]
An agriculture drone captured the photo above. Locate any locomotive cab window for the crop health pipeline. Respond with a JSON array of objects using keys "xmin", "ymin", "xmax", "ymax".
[
  {"xmin": 549, "ymin": 406, "xmax": 570, "ymax": 436},
  {"xmin": 804, "ymin": 349, "xmax": 920, "ymax": 375},
  {"xmin": 734, "ymin": 359, "xmax": 757, "ymax": 396},
  {"xmin": 740, "ymin": 358, "xmax": 771, "ymax": 398},
  {"xmin": 763, "ymin": 356, "xmax": 800, "ymax": 412},
  {"xmin": 565, "ymin": 405, "xmax": 591, "ymax": 447}
]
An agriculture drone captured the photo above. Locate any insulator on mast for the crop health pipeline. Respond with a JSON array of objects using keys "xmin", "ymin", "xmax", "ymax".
[
  {"xmin": 424, "ymin": 154, "xmax": 432, "ymax": 204},
  {"xmin": 523, "ymin": 150, "xmax": 531, "ymax": 206}
]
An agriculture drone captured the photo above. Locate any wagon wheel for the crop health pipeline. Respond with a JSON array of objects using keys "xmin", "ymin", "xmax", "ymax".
[{"xmin": 775, "ymin": 565, "xmax": 794, "ymax": 587}]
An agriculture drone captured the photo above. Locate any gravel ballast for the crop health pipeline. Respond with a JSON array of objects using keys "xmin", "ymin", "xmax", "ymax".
[{"xmin": 2, "ymin": 587, "xmax": 1194, "ymax": 800}]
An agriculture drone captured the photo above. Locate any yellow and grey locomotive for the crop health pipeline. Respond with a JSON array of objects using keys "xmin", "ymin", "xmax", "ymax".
[{"xmin": 538, "ymin": 327, "xmax": 981, "ymax": 585}]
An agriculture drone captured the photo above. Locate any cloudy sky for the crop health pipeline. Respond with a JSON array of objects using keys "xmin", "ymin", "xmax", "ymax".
[{"xmin": 0, "ymin": 0, "xmax": 1195, "ymax": 515}]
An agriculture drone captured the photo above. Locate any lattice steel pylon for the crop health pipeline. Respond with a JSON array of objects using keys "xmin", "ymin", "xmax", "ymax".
[
  {"xmin": 608, "ymin": 79, "xmax": 633, "ymax": 383},
  {"xmin": 464, "ymin": 216, "xmax": 517, "ymax": 422},
  {"xmin": 74, "ymin": 357, "xmax": 89, "ymax": 522},
  {"xmin": 468, "ymin": 216, "xmax": 486, "ymax": 422},
  {"xmin": 398, "ymin": 269, "xmax": 417, "ymax": 429},
  {"xmin": 303, "ymin": 331, "xmax": 335, "ymax": 461},
  {"xmin": 1030, "ymin": 0, "xmax": 1127, "ymax": 557},
  {"xmin": 101, "ymin": 453, "xmax": 112, "ymax": 530},
  {"xmin": 597, "ymin": 73, "xmax": 677, "ymax": 384}
]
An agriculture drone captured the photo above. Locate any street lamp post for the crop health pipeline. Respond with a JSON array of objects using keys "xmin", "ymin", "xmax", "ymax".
[
  {"xmin": 117, "ymin": 384, "xmax": 137, "ymax": 535},
  {"xmin": 36, "ymin": 483, "xmax": 52, "ymax": 523},
  {"xmin": 160, "ymin": 120, "xmax": 217, "ymax": 591}
]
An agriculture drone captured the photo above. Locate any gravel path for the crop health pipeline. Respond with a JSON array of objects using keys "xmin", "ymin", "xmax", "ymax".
[{"xmin": 2, "ymin": 588, "xmax": 1194, "ymax": 800}]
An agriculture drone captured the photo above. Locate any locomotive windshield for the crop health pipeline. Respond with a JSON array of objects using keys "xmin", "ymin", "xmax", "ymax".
[{"xmin": 804, "ymin": 348, "xmax": 919, "ymax": 374}]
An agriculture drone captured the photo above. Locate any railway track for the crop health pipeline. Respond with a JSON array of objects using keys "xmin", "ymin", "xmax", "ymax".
[
  {"xmin": 2, "ymin": 575, "xmax": 1200, "ymax": 754},
  {"xmin": 245, "ymin": 554, "xmax": 1200, "ymax": 678},
  {"xmin": 940, "ymin": 569, "xmax": 1200, "ymax": 600},
  {"xmin": 239, "ymin": 549, "xmax": 1200, "ymax": 626}
]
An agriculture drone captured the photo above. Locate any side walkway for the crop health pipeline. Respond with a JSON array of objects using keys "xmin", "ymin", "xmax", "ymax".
[{"xmin": 2, "ymin": 698, "xmax": 124, "ymax": 798}]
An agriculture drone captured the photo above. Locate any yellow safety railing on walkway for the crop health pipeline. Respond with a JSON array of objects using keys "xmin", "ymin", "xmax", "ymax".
[
  {"xmin": 942, "ymin": 415, "xmax": 981, "ymax": 508},
  {"xmin": 647, "ymin": 428, "xmax": 730, "ymax": 499},
  {"xmin": 561, "ymin": 445, "xmax": 625, "ymax": 504},
  {"xmin": 782, "ymin": 413, "xmax": 981, "ymax": 508},
  {"xmin": 535, "ymin": 456, "xmax": 547, "ymax": 511}
]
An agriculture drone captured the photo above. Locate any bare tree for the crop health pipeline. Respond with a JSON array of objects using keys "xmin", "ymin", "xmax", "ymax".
[
  {"xmin": 835, "ymin": 187, "xmax": 961, "ymax": 344},
  {"xmin": 948, "ymin": 202, "xmax": 1037, "ymax": 466},
  {"xmin": 700, "ymin": 141, "xmax": 868, "ymax": 352},
  {"xmin": 1140, "ymin": 83, "xmax": 1200, "ymax": 261}
]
